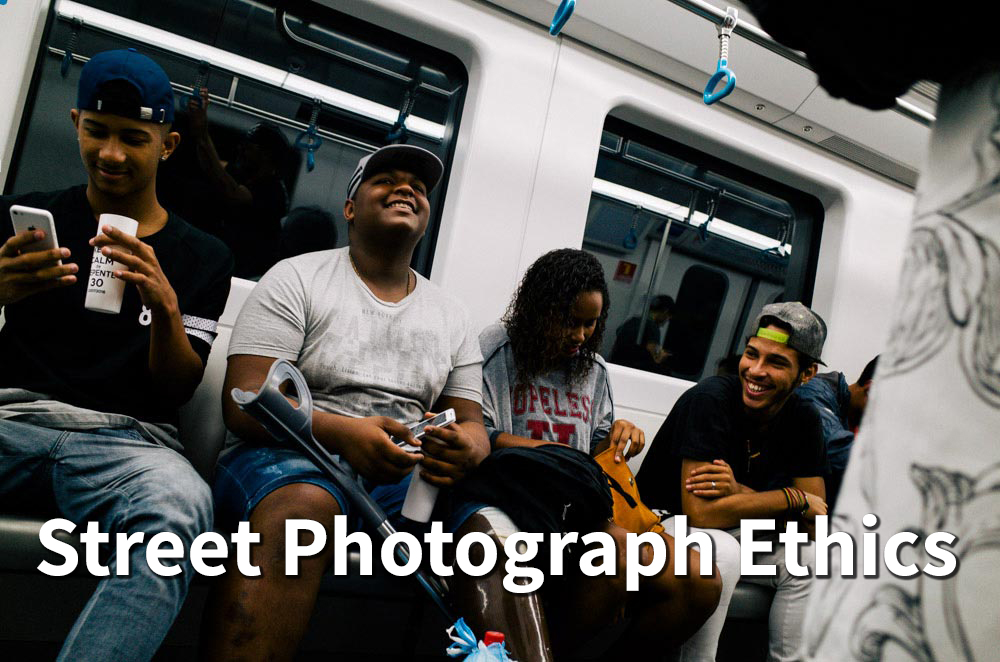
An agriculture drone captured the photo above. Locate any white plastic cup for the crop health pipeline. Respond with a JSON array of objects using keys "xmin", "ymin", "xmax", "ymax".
[
  {"xmin": 85, "ymin": 214, "xmax": 139, "ymax": 314},
  {"xmin": 401, "ymin": 468, "xmax": 440, "ymax": 523}
]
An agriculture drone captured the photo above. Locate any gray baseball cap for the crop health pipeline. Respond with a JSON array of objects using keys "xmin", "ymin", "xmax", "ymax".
[
  {"xmin": 752, "ymin": 302, "xmax": 827, "ymax": 365},
  {"xmin": 346, "ymin": 144, "xmax": 443, "ymax": 199}
]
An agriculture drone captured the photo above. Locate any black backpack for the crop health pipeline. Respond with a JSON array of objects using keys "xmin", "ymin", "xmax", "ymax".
[{"xmin": 455, "ymin": 444, "xmax": 613, "ymax": 536}]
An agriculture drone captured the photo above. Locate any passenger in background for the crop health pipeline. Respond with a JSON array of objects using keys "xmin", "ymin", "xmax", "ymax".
[
  {"xmin": 201, "ymin": 144, "xmax": 553, "ymax": 661},
  {"xmin": 609, "ymin": 293, "xmax": 674, "ymax": 374},
  {"xmin": 637, "ymin": 302, "xmax": 829, "ymax": 662},
  {"xmin": 277, "ymin": 205, "xmax": 338, "ymax": 260},
  {"xmin": 796, "ymin": 355, "xmax": 878, "ymax": 511},
  {"xmin": 480, "ymin": 249, "xmax": 721, "ymax": 658},
  {"xmin": 186, "ymin": 89, "xmax": 290, "ymax": 279},
  {"xmin": 0, "ymin": 50, "xmax": 233, "ymax": 660}
]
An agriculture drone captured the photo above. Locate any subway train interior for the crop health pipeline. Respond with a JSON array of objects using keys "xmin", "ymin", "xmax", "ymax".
[{"xmin": 0, "ymin": 0, "xmax": 935, "ymax": 659}]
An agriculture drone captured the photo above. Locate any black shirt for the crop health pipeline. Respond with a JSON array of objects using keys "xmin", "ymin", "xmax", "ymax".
[
  {"xmin": 636, "ymin": 375, "xmax": 827, "ymax": 515},
  {"xmin": 0, "ymin": 186, "xmax": 234, "ymax": 424}
]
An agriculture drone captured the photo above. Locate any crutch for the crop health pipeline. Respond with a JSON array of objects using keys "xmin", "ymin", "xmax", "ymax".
[{"xmin": 230, "ymin": 358, "xmax": 456, "ymax": 622}]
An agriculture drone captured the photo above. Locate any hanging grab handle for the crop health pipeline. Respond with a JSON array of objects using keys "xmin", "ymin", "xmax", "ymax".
[
  {"xmin": 703, "ymin": 7, "xmax": 738, "ymax": 105},
  {"xmin": 549, "ymin": 0, "xmax": 576, "ymax": 36},
  {"xmin": 294, "ymin": 99, "xmax": 324, "ymax": 172},
  {"xmin": 623, "ymin": 206, "xmax": 640, "ymax": 250},
  {"xmin": 387, "ymin": 65, "xmax": 422, "ymax": 143},
  {"xmin": 61, "ymin": 18, "xmax": 83, "ymax": 78},
  {"xmin": 186, "ymin": 60, "xmax": 211, "ymax": 108}
]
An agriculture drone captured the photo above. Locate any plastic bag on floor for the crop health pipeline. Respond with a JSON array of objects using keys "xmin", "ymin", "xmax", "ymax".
[{"xmin": 446, "ymin": 618, "xmax": 515, "ymax": 661}]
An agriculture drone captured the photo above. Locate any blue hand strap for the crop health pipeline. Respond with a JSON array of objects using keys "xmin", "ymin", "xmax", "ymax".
[
  {"xmin": 704, "ymin": 60, "xmax": 736, "ymax": 105},
  {"xmin": 295, "ymin": 100, "xmax": 324, "ymax": 172},
  {"xmin": 549, "ymin": 0, "xmax": 576, "ymax": 36},
  {"xmin": 61, "ymin": 19, "xmax": 82, "ymax": 78},
  {"xmin": 703, "ymin": 7, "xmax": 738, "ymax": 105},
  {"xmin": 186, "ymin": 61, "xmax": 211, "ymax": 108}
]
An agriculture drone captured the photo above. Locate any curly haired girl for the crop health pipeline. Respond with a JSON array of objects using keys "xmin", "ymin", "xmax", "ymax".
[{"xmin": 478, "ymin": 248, "xmax": 722, "ymax": 657}]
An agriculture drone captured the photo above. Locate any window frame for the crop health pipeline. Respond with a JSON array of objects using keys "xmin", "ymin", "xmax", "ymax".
[{"xmin": 3, "ymin": 0, "xmax": 469, "ymax": 278}]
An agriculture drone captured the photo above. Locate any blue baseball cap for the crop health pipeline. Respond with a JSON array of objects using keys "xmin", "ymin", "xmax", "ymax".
[{"xmin": 77, "ymin": 49, "xmax": 174, "ymax": 124}]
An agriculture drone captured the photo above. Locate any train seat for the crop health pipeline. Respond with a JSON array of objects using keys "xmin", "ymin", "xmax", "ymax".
[
  {"xmin": 178, "ymin": 277, "xmax": 256, "ymax": 479},
  {"xmin": 0, "ymin": 275, "xmax": 770, "ymax": 656}
]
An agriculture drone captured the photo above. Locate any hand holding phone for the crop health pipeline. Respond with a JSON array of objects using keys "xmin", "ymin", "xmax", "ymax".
[
  {"xmin": 392, "ymin": 408, "xmax": 457, "ymax": 453},
  {"xmin": 1, "ymin": 206, "xmax": 76, "ymax": 306},
  {"xmin": 9, "ymin": 206, "xmax": 61, "ymax": 262}
]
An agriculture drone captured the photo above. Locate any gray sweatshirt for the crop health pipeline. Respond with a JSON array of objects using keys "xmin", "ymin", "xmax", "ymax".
[{"xmin": 479, "ymin": 322, "xmax": 614, "ymax": 454}]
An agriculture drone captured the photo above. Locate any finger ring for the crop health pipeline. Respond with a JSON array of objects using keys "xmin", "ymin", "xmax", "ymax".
[{"xmin": 712, "ymin": 481, "xmax": 716, "ymax": 488}]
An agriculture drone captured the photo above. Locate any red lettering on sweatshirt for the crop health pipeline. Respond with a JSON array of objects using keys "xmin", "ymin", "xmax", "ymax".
[
  {"xmin": 567, "ymin": 392, "xmax": 582, "ymax": 419},
  {"xmin": 552, "ymin": 389, "xmax": 568, "ymax": 416},
  {"xmin": 512, "ymin": 385, "xmax": 526, "ymax": 416},
  {"xmin": 539, "ymin": 386, "xmax": 552, "ymax": 414}
]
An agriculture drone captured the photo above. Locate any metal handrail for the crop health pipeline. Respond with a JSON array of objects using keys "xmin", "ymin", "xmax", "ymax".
[
  {"xmin": 274, "ymin": 4, "xmax": 453, "ymax": 99},
  {"xmin": 48, "ymin": 47, "xmax": 380, "ymax": 155}
]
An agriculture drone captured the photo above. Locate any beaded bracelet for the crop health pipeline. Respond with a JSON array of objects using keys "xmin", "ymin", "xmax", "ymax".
[{"xmin": 792, "ymin": 487, "xmax": 809, "ymax": 514}]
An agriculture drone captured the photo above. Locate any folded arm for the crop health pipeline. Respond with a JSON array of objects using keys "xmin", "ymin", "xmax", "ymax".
[{"xmin": 680, "ymin": 458, "xmax": 826, "ymax": 531}]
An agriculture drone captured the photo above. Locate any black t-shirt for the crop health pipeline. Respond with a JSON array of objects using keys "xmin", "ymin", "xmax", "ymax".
[
  {"xmin": 0, "ymin": 185, "xmax": 234, "ymax": 424},
  {"xmin": 636, "ymin": 375, "xmax": 827, "ymax": 515}
]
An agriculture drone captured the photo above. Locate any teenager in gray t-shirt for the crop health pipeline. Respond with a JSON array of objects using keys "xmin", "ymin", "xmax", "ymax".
[
  {"xmin": 479, "ymin": 249, "xmax": 722, "ymax": 658},
  {"xmin": 203, "ymin": 146, "xmax": 553, "ymax": 661},
  {"xmin": 226, "ymin": 247, "xmax": 482, "ymax": 436}
]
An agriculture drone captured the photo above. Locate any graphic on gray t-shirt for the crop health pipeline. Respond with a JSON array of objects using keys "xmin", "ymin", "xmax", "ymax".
[{"xmin": 228, "ymin": 247, "xmax": 482, "ymax": 428}]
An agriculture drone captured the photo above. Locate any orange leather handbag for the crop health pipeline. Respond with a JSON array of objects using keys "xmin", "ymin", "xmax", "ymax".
[{"xmin": 594, "ymin": 447, "xmax": 664, "ymax": 535}]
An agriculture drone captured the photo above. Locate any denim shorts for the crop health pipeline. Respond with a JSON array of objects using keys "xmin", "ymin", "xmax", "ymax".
[{"xmin": 213, "ymin": 443, "xmax": 483, "ymax": 534}]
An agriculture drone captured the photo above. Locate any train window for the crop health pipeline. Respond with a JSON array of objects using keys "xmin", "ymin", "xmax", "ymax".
[
  {"xmin": 5, "ymin": 0, "xmax": 467, "ymax": 279},
  {"xmin": 589, "ymin": 116, "xmax": 823, "ymax": 382}
]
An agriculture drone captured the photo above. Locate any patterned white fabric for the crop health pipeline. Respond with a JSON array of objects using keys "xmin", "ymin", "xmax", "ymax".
[
  {"xmin": 183, "ymin": 314, "xmax": 218, "ymax": 347},
  {"xmin": 803, "ymin": 66, "xmax": 1000, "ymax": 662},
  {"xmin": 182, "ymin": 314, "xmax": 218, "ymax": 333}
]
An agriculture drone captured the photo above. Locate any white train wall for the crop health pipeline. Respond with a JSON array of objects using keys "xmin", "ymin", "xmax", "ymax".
[{"xmin": 1, "ymin": 0, "xmax": 919, "ymax": 468}]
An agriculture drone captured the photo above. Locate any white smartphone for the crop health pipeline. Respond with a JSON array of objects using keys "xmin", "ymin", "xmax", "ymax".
[
  {"xmin": 393, "ymin": 408, "xmax": 457, "ymax": 453},
  {"xmin": 9, "ymin": 205, "xmax": 61, "ymax": 264}
]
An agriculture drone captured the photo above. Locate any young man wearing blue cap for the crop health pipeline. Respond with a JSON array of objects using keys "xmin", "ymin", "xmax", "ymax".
[
  {"xmin": 202, "ymin": 144, "xmax": 553, "ymax": 660},
  {"xmin": 0, "ymin": 49, "xmax": 233, "ymax": 659},
  {"xmin": 636, "ymin": 301, "xmax": 829, "ymax": 662}
]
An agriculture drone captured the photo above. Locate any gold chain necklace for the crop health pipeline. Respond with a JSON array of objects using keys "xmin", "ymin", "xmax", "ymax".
[{"xmin": 349, "ymin": 252, "xmax": 412, "ymax": 297}]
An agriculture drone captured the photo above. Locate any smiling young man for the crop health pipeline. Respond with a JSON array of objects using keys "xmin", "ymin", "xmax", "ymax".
[
  {"xmin": 0, "ymin": 49, "xmax": 233, "ymax": 660},
  {"xmin": 636, "ymin": 301, "xmax": 829, "ymax": 662},
  {"xmin": 202, "ymin": 144, "xmax": 553, "ymax": 661}
]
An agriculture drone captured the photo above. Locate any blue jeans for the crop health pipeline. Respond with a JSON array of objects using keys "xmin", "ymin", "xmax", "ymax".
[
  {"xmin": 0, "ymin": 419, "xmax": 213, "ymax": 662},
  {"xmin": 214, "ymin": 443, "xmax": 483, "ymax": 534}
]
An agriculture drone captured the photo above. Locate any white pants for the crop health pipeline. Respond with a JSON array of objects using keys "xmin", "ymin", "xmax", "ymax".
[
  {"xmin": 730, "ymin": 526, "xmax": 815, "ymax": 662},
  {"xmin": 662, "ymin": 518, "xmax": 815, "ymax": 662}
]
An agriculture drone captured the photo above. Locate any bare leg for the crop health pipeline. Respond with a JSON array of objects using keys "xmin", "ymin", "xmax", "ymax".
[
  {"xmin": 199, "ymin": 483, "xmax": 341, "ymax": 662},
  {"xmin": 544, "ymin": 521, "xmax": 629, "ymax": 654},
  {"xmin": 616, "ymin": 528, "xmax": 722, "ymax": 656},
  {"xmin": 447, "ymin": 513, "xmax": 555, "ymax": 662}
]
